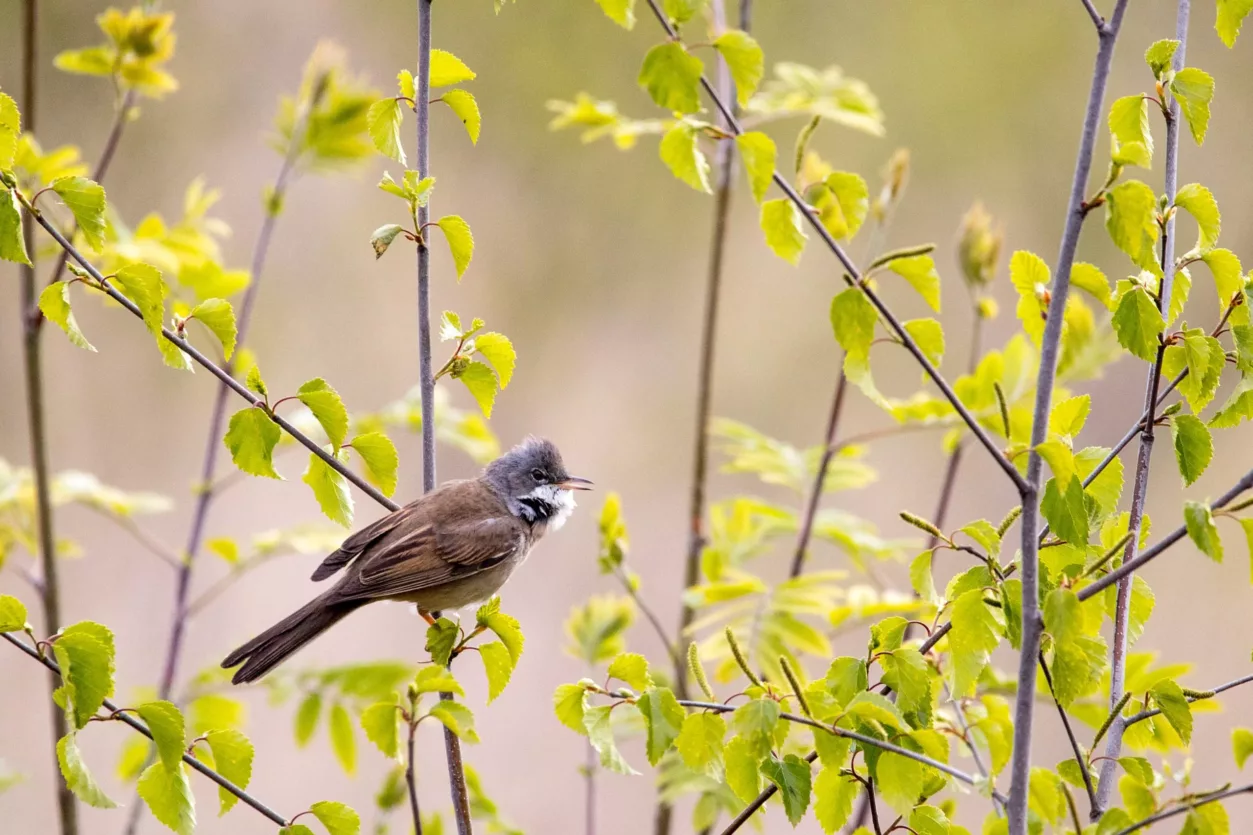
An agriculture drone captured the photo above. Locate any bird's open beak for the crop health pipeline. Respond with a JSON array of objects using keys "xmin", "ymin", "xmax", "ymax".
[{"xmin": 558, "ymin": 476, "xmax": 594, "ymax": 491}]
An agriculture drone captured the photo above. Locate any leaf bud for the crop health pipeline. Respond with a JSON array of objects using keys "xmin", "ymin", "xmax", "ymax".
[
  {"xmin": 976, "ymin": 296, "xmax": 999, "ymax": 319},
  {"xmin": 957, "ymin": 201, "xmax": 1003, "ymax": 288}
]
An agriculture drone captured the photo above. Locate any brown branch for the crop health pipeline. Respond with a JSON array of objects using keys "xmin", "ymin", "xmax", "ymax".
[{"xmin": 1040, "ymin": 653, "xmax": 1098, "ymax": 813}]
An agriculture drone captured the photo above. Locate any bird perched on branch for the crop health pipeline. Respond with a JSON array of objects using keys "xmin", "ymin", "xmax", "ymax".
[{"xmin": 222, "ymin": 437, "xmax": 591, "ymax": 683}]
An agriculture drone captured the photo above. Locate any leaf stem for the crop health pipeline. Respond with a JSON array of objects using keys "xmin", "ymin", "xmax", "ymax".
[{"xmin": 1007, "ymin": 3, "xmax": 1130, "ymax": 830}]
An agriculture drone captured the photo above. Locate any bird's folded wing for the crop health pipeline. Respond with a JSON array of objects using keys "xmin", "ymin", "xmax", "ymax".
[
  {"xmin": 340, "ymin": 515, "xmax": 522, "ymax": 601},
  {"xmin": 311, "ymin": 504, "xmax": 412, "ymax": 581}
]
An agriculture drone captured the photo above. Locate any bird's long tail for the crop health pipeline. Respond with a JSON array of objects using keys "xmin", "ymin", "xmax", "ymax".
[{"xmin": 222, "ymin": 593, "xmax": 360, "ymax": 684}]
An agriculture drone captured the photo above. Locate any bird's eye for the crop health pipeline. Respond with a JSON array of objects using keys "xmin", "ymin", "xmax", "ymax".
[{"xmin": 530, "ymin": 468, "xmax": 546, "ymax": 483}]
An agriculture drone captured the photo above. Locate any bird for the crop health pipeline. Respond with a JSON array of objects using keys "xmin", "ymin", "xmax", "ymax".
[{"xmin": 221, "ymin": 437, "xmax": 591, "ymax": 684}]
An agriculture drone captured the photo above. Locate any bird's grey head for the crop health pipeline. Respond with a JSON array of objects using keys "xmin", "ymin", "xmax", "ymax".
[{"xmin": 484, "ymin": 437, "xmax": 592, "ymax": 529}]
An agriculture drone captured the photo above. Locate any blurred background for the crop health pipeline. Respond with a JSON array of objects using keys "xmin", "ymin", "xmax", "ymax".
[{"xmin": 2, "ymin": 1, "xmax": 1253, "ymax": 832}]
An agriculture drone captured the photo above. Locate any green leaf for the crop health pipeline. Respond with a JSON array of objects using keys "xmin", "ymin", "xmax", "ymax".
[
  {"xmin": 1200, "ymin": 248, "xmax": 1245, "ymax": 307},
  {"xmin": 1242, "ymin": 518, "xmax": 1253, "ymax": 586},
  {"xmin": 735, "ymin": 131, "xmax": 775, "ymax": 204},
  {"xmin": 1149, "ymin": 679, "xmax": 1193, "ymax": 744},
  {"xmin": 825, "ymin": 657, "xmax": 869, "ymax": 707},
  {"xmin": 886, "ymin": 254, "xmax": 942, "ymax": 312},
  {"xmin": 1071, "ymin": 262, "xmax": 1113, "ymax": 310},
  {"xmin": 294, "ymin": 692, "xmax": 322, "ymax": 746},
  {"xmin": 1112, "ymin": 286, "xmax": 1164, "ymax": 362},
  {"xmin": 371, "ymin": 223, "xmax": 404, "ymax": 259},
  {"xmin": 1217, "ymin": 0, "xmax": 1253, "ymax": 46},
  {"xmin": 637, "ymin": 687, "xmax": 686, "ymax": 766},
  {"xmin": 1209, "ymin": 374, "xmax": 1253, "ymax": 429},
  {"xmin": 138, "ymin": 702, "xmax": 186, "ymax": 771},
  {"xmin": 760, "ymin": 198, "xmax": 806, "ymax": 265},
  {"xmin": 311, "ymin": 800, "xmax": 362, "ymax": 835},
  {"xmin": 0, "ymin": 187, "xmax": 30, "ymax": 265},
  {"xmin": 909, "ymin": 550, "xmax": 939, "ymax": 605},
  {"xmin": 188, "ymin": 298, "xmax": 237, "ymax": 360},
  {"xmin": 57, "ymin": 733, "xmax": 117, "ymax": 808},
  {"xmin": 1041, "ymin": 475, "xmax": 1090, "ymax": 546},
  {"xmin": 0, "ymin": 594, "xmax": 28, "ymax": 631},
  {"xmin": 1174, "ymin": 183, "xmax": 1220, "ymax": 252},
  {"xmin": 361, "ymin": 701, "xmax": 401, "ymax": 761},
  {"xmin": 949, "ymin": 588, "xmax": 1002, "ymax": 697},
  {"xmin": 53, "ymin": 624, "xmax": 115, "ymax": 730},
  {"xmin": 0, "ymin": 92, "xmax": 18, "ymax": 169},
  {"xmin": 114, "ymin": 263, "xmax": 191, "ymax": 371},
  {"xmin": 478, "ymin": 641, "xmax": 513, "ymax": 703},
  {"xmin": 426, "ymin": 617, "xmax": 460, "ymax": 667},
  {"xmin": 1172, "ymin": 414, "xmax": 1213, "ymax": 486},
  {"xmin": 366, "ymin": 98, "xmax": 406, "ymax": 164},
  {"xmin": 397, "ymin": 70, "xmax": 416, "ymax": 100},
  {"xmin": 304, "ymin": 451, "xmax": 353, "ymax": 527},
  {"xmin": 638, "ymin": 42, "xmax": 703, "ymax": 114},
  {"xmin": 1146, "ymin": 39, "xmax": 1180, "ymax": 75},
  {"xmin": 430, "ymin": 50, "xmax": 476, "ymax": 87},
  {"xmin": 280, "ymin": 827, "xmax": 316, "ymax": 835},
  {"xmin": 442, "ymin": 89, "xmax": 481, "ymax": 144},
  {"xmin": 224, "ymin": 407, "xmax": 282, "ymax": 479},
  {"xmin": 662, "ymin": 0, "xmax": 704, "ymax": 25},
  {"xmin": 1010, "ymin": 249, "xmax": 1050, "ymax": 343},
  {"xmin": 583, "ymin": 704, "xmax": 637, "ymax": 774},
  {"xmin": 297, "ymin": 378, "xmax": 350, "ymax": 449},
  {"xmin": 1050, "ymin": 394, "xmax": 1091, "ymax": 441},
  {"xmin": 723, "ymin": 736, "xmax": 761, "ymax": 802},
  {"xmin": 760, "ymin": 754, "xmax": 812, "ymax": 826},
  {"xmin": 903, "ymin": 318, "xmax": 945, "ymax": 367},
  {"xmin": 474, "ymin": 332, "xmax": 516, "ymax": 389},
  {"xmin": 1105, "ymin": 180, "xmax": 1160, "ymax": 270},
  {"xmin": 137, "ymin": 761, "xmax": 196, "ymax": 835},
  {"xmin": 476, "ymin": 601, "xmax": 524, "ymax": 662},
  {"xmin": 876, "ymin": 750, "xmax": 925, "ymax": 816},
  {"xmin": 245, "ymin": 364, "xmax": 268, "ymax": 399},
  {"xmin": 713, "ymin": 31, "xmax": 764, "ymax": 107},
  {"xmin": 817, "ymin": 172, "xmax": 869, "ymax": 240},
  {"xmin": 456, "ymin": 360, "xmax": 498, "ymax": 418},
  {"xmin": 881, "ymin": 647, "xmax": 931, "ymax": 716},
  {"xmin": 204, "ymin": 729, "xmax": 252, "ymax": 815},
  {"xmin": 328, "ymin": 702, "xmax": 357, "ymax": 774},
  {"xmin": 436, "ymin": 215, "xmax": 474, "ymax": 278},
  {"xmin": 348, "ymin": 432, "xmax": 398, "ymax": 497},
  {"xmin": 553, "ymin": 683, "xmax": 588, "ymax": 735},
  {"xmin": 413, "ymin": 665, "xmax": 464, "ymax": 696},
  {"xmin": 813, "ymin": 766, "xmax": 859, "ymax": 834},
  {"xmin": 1164, "ymin": 331, "xmax": 1225, "ymax": 412},
  {"xmin": 39, "ymin": 282, "xmax": 95, "ymax": 351},
  {"xmin": 1170, "ymin": 67, "xmax": 1215, "ymax": 145},
  {"xmin": 594, "ymin": 0, "xmax": 636, "ymax": 28},
  {"xmin": 1234, "ymin": 727, "xmax": 1253, "ymax": 769},
  {"xmin": 51, "ymin": 176, "xmax": 107, "ymax": 251},
  {"xmin": 1184, "ymin": 500, "xmax": 1223, "ymax": 562},
  {"xmin": 830, "ymin": 287, "xmax": 877, "ymax": 358},
  {"xmin": 659, "ymin": 122, "xmax": 711, "ymax": 193},
  {"xmin": 607, "ymin": 652, "xmax": 652, "ymax": 691},
  {"xmin": 733, "ymin": 698, "xmax": 780, "ymax": 759},
  {"xmin": 675, "ymin": 712, "xmax": 726, "ymax": 774},
  {"xmin": 1109, "ymin": 95, "xmax": 1152, "ymax": 168}
]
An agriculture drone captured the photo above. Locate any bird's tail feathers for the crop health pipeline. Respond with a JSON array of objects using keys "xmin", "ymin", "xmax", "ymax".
[{"xmin": 222, "ymin": 593, "xmax": 359, "ymax": 684}]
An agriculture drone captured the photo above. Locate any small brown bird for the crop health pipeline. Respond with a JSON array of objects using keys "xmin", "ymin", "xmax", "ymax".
[{"xmin": 222, "ymin": 437, "xmax": 591, "ymax": 684}]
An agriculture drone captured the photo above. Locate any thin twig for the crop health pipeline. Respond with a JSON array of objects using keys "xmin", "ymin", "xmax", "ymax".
[
  {"xmin": 407, "ymin": 715, "xmax": 424, "ymax": 835},
  {"xmin": 1040, "ymin": 653, "xmax": 1098, "ymax": 813},
  {"xmin": 1007, "ymin": 3, "xmax": 1130, "ymax": 831},
  {"xmin": 789, "ymin": 372, "xmax": 847, "ymax": 578},
  {"xmin": 716, "ymin": 751, "xmax": 816, "ymax": 835},
  {"xmin": 640, "ymin": 0, "xmax": 1027, "ymax": 494},
  {"xmin": 1092, "ymin": 4, "xmax": 1189, "ymax": 819},
  {"xmin": 584, "ymin": 742, "xmax": 597, "ymax": 835},
  {"xmin": 615, "ymin": 566, "xmax": 682, "ymax": 674},
  {"xmin": 17, "ymin": 4, "xmax": 79, "ymax": 834},
  {"xmin": 1123, "ymin": 673, "xmax": 1253, "ymax": 726},
  {"xmin": 1110, "ymin": 783, "xmax": 1253, "ymax": 835},
  {"xmin": 2, "ymin": 632, "xmax": 289, "ymax": 827},
  {"xmin": 1080, "ymin": 0, "xmax": 1104, "ymax": 29},
  {"xmin": 23, "ymin": 211, "xmax": 401, "ymax": 513}
]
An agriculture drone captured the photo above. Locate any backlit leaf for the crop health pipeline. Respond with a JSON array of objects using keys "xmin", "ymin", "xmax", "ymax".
[
  {"xmin": 205, "ymin": 729, "xmax": 253, "ymax": 815},
  {"xmin": 436, "ymin": 215, "xmax": 474, "ymax": 279},
  {"xmin": 442, "ymin": 89, "xmax": 481, "ymax": 144},
  {"xmin": 659, "ymin": 122, "xmax": 711, "ymax": 193},
  {"xmin": 51, "ymin": 176, "xmax": 107, "ymax": 251},
  {"xmin": 137, "ymin": 761, "xmax": 195, "ymax": 835},
  {"xmin": 735, "ymin": 131, "xmax": 775, "ymax": 204},
  {"xmin": 311, "ymin": 800, "xmax": 361, "ymax": 835},
  {"xmin": 1170, "ymin": 67, "xmax": 1214, "ymax": 145},
  {"xmin": 39, "ymin": 282, "xmax": 95, "ymax": 351},
  {"xmin": 886, "ymin": 254, "xmax": 941, "ymax": 312},
  {"xmin": 1171, "ymin": 414, "xmax": 1213, "ymax": 486},
  {"xmin": 188, "ymin": 298, "xmax": 237, "ymax": 360},
  {"xmin": 366, "ymin": 98, "xmax": 406, "ymax": 164},
  {"xmin": 760, "ymin": 754, "xmax": 812, "ymax": 825},
  {"xmin": 637, "ymin": 687, "xmax": 685, "ymax": 766},
  {"xmin": 1112, "ymin": 285, "xmax": 1164, "ymax": 362},
  {"xmin": 224, "ymin": 407, "xmax": 282, "ymax": 479},
  {"xmin": 713, "ymin": 31, "xmax": 764, "ymax": 106},
  {"xmin": 1105, "ymin": 180, "xmax": 1160, "ymax": 270},
  {"xmin": 760, "ymin": 198, "xmax": 806, "ymax": 265},
  {"xmin": 1184, "ymin": 500, "xmax": 1223, "ymax": 562},
  {"xmin": 329, "ymin": 702, "xmax": 357, "ymax": 774},
  {"xmin": 348, "ymin": 432, "xmax": 398, "ymax": 497},
  {"xmin": 57, "ymin": 733, "xmax": 117, "ymax": 808},
  {"xmin": 304, "ymin": 451, "xmax": 353, "ymax": 528},
  {"xmin": 430, "ymin": 50, "xmax": 475, "ymax": 88},
  {"xmin": 297, "ymin": 378, "xmax": 350, "ymax": 449},
  {"xmin": 638, "ymin": 42, "xmax": 703, "ymax": 114}
]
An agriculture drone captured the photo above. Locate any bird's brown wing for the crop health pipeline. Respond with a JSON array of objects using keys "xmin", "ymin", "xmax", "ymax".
[
  {"xmin": 328, "ymin": 483, "xmax": 524, "ymax": 602},
  {"xmin": 310, "ymin": 503, "xmax": 413, "ymax": 581}
]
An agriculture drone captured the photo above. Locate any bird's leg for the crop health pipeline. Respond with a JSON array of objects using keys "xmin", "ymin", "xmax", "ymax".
[{"xmin": 418, "ymin": 608, "xmax": 437, "ymax": 626}]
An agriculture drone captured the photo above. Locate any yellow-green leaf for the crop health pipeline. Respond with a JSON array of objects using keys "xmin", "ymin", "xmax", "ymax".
[
  {"xmin": 659, "ymin": 122, "xmax": 711, "ymax": 193},
  {"xmin": 713, "ymin": 30, "xmax": 764, "ymax": 107},
  {"xmin": 1184, "ymin": 500, "xmax": 1223, "ymax": 562},
  {"xmin": 1217, "ymin": 0, "xmax": 1253, "ymax": 47},
  {"xmin": 366, "ymin": 98, "xmax": 406, "ymax": 164},
  {"xmin": 886, "ymin": 254, "xmax": 942, "ymax": 312},
  {"xmin": 760, "ymin": 198, "xmax": 806, "ymax": 265},
  {"xmin": 51, "ymin": 176, "xmax": 107, "ymax": 251},
  {"xmin": 638, "ymin": 42, "xmax": 703, "ymax": 114},
  {"xmin": 1109, "ymin": 95, "xmax": 1153, "ymax": 168},
  {"xmin": 442, "ymin": 89, "xmax": 481, "ymax": 144},
  {"xmin": 349, "ymin": 432, "xmax": 398, "ymax": 497},
  {"xmin": 39, "ymin": 282, "xmax": 95, "ymax": 351},
  {"xmin": 735, "ymin": 131, "xmax": 775, "ymax": 204},
  {"xmin": 297, "ymin": 377, "xmax": 350, "ymax": 449},
  {"xmin": 360, "ymin": 701, "xmax": 401, "ymax": 761},
  {"xmin": 188, "ymin": 298, "xmax": 237, "ymax": 360},
  {"xmin": 594, "ymin": 0, "xmax": 636, "ymax": 28},
  {"xmin": 310, "ymin": 800, "xmax": 361, "ymax": 835},
  {"xmin": 478, "ymin": 641, "xmax": 513, "ymax": 703},
  {"xmin": 1112, "ymin": 285, "xmax": 1164, "ymax": 362},
  {"xmin": 1105, "ymin": 180, "xmax": 1160, "ymax": 270},
  {"xmin": 430, "ymin": 50, "xmax": 475, "ymax": 88},
  {"xmin": 137, "ymin": 761, "xmax": 195, "ymax": 835},
  {"xmin": 328, "ymin": 702, "xmax": 357, "ymax": 774},
  {"xmin": 436, "ymin": 215, "xmax": 474, "ymax": 279},
  {"xmin": 303, "ymin": 451, "xmax": 354, "ymax": 528},
  {"xmin": 205, "ymin": 729, "xmax": 253, "ymax": 815},
  {"xmin": 1170, "ymin": 67, "xmax": 1215, "ymax": 145},
  {"xmin": 137, "ymin": 702, "xmax": 186, "ymax": 771},
  {"xmin": 0, "ymin": 187, "xmax": 31, "ymax": 265},
  {"xmin": 58, "ymin": 733, "xmax": 117, "ymax": 808},
  {"xmin": 224, "ymin": 407, "xmax": 282, "ymax": 479}
]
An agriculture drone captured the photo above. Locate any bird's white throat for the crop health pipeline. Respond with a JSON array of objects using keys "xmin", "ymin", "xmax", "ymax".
[{"xmin": 518, "ymin": 483, "xmax": 577, "ymax": 530}]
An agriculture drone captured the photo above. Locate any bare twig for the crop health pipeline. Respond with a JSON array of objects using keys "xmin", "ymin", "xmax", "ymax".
[
  {"xmin": 3, "ymin": 632, "xmax": 289, "ymax": 827},
  {"xmin": 1092, "ymin": 4, "xmax": 1190, "ymax": 819},
  {"xmin": 1080, "ymin": 0, "xmax": 1104, "ymax": 29},
  {"xmin": 789, "ymin": 372, "xmax": 848, "ymax": 578},
  {"xmin": 1007, "ymin": 3, "xmax": 1130, "ymax": 831},
  {"xmin": 17, "ymin": 4, "xmax": 79, "ymax": 834},
  {"xmin": 1109, "ymin": 783, "xmax": 1253, "ymax": 835},
  {"xmin": 407, "ymin": 713, "xmax": 425, "ymax": 835},
  {"xmin": 1040, "ymin": 653, "xmax": 1098, "ymax": 813},
  {"xmin": 716, "ymin": 751, "xmax": 817, "ymax": 835},
  {"xmin": 640, "ymin": 0, "xmax": 1026, "ymax": 494},
  {"xmin": 1123, "ymin": 673, "xmax": 1253, "ymax": 727}
]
